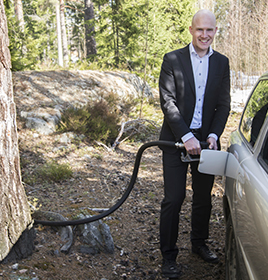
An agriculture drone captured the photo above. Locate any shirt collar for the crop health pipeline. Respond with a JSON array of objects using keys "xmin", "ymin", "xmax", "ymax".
[{"xmin": 189, "ymin": 42, "xmax": 213, "ymax": 58}]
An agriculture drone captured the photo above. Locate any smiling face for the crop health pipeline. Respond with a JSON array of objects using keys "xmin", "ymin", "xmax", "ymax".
[{"xmin": 189, "ymin": 10, "xmax": 217, "ymax": 57}]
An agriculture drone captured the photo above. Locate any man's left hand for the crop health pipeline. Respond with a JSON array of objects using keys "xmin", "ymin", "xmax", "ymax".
[{"xmin": 207, "ymin": 137, "xmax": 217, "ymax": 150}]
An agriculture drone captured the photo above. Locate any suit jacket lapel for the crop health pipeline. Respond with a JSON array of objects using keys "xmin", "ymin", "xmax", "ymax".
[
  {"xmin": 174, "ymin": 45, "xmax": 218, "ymax": 96},
  {"xmin": 176, "ymin": 46, "xmax": 195, "ymax": 94},
  {"xmin": 205, "ymin": 52, "xmax": 217, "ymax": 93}
]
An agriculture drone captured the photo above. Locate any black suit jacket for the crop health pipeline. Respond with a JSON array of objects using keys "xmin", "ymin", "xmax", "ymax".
[{"xmin": 159, "ymin": 44, "xmax": 230, "ymax": 153}]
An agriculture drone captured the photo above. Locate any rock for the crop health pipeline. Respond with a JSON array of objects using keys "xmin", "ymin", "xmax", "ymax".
[
  {"xmin": 32, "ymin": 210, "xmax": 73, "ymax": 253},
  {"xmin": 77, "ymin": 214, "xmax": 114, "ymax": 254},
  {"xmin": 80, "ymin": 245, "xmax": 98, "ymax": 255},
  {"xmin": 2, "ymin": 226, "xmax": 36, "ymax": 263},
  {"xmin": 11, "ymin": 263, "xmax": 19, "ymax": 270},
  {"xmin": 25, "ymin": 117, "xmax": 55, "ymax": 135},
  {"xmin": 13, "ymin": 70, "xmax": 154, "ymax": 135},
  {"xmin": 57, "ymin": 132, "xmax": 75, "ymax": 144}
]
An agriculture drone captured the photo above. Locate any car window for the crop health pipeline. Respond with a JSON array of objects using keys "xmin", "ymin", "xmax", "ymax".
[
  {"xmin": 260, "ymin": 133, "xmax": 268, "ymax": 168},
  {"xmin": 240, "ymin": 79, "xmax": 268, "ymax": 147}
]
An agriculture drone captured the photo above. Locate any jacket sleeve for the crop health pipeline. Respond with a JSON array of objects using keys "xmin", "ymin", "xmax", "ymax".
[
  {"xmin": 159, "ymin": 53, "xmax": 191, "ymax": 141},
  {"xmin": 207, "ymin": 56, "xmax": 231, "ymax": 138}
]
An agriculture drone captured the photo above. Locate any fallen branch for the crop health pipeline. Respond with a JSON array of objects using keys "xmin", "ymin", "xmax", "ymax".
[
  {"xmin": 94, "ymin": 140, "xmax": 113, "ymax": 153},
  {"xmin": 112, "ymin": 118, "xmax": 159, "ymax": 149}
]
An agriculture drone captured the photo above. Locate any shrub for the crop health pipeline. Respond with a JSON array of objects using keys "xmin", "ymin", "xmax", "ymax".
[
  {"xmin": 58, "ymin": 97, "xmax": 120, "ymax": 144},
  {"xmin": 37, "ymin": 161, "xmax": 73, "ymax": 182},
  {"xmin": 58, "ymin": 107, "xmax": 90, "ymax": 135},
  {"xmin": 58, "ymin": 92, "xmax": 162, "ymax": 144}
]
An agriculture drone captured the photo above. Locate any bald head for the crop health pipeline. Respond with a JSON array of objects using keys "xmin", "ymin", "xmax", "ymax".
[
  {"xmin": 189, "ymin": 9, "xmax": 217, "ymax": 57},
  {"xmin": 192, "ymin": 9, "xmax": 216, "ymax": 28}
]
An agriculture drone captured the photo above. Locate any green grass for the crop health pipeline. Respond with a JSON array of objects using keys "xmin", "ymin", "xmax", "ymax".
[{"xmin": 37, "ymin": 160, "xmax": 73, "ymax": 182}]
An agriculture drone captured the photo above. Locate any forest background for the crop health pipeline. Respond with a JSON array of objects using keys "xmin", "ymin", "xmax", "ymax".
[
  {"xmin": 1, "ymin": 0, "xmax": 268, "ymax": 277},
  {"xmin": 5, "ymin": 0, "xmax": 268, "ymax": 89}
]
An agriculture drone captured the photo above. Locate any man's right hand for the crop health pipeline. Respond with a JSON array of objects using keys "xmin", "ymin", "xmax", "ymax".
[{"xmin": 184, "ymin": 137, "xmax": 201, "ymax": 155}]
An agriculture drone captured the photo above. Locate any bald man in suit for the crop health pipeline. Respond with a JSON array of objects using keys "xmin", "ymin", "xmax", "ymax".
[{"xmin": 159, "ymin": 9, "xmax": 230, "ymax": 279}]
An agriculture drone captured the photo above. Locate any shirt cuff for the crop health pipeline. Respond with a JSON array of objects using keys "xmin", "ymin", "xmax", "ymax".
[
  {"xmin": 181, "ymin": 132, "xmax": 194, "ymax": 143},
  {"xmin": 208, "ymin": 133, "xmax": 218, "ymax": 141}
]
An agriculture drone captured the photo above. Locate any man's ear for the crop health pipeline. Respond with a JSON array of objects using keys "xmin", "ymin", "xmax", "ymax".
[{"xmin": 189, "ymin": 26, "xmax": 193, "ymax": 35}]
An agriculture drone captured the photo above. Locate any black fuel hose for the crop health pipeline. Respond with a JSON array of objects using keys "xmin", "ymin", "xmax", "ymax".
[{"xmin": 34, "ymin": 141, "xmax": 180, "ymax": 227}]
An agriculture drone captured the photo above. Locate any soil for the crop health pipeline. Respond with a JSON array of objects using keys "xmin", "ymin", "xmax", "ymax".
[{"xmin": 0, "ymin": 111, "xmax": 239, "ymax": 280}]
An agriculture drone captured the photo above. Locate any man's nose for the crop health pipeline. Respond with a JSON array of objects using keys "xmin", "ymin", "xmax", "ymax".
[{"xmin": 201, "ymin": 30, "xmax": 208, "ymax": 37}]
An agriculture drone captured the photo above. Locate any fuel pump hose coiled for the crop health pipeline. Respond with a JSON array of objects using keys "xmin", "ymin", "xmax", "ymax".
[{"xmin": 34, "ymin": 141, "xmax": 180, "ymax": 227}]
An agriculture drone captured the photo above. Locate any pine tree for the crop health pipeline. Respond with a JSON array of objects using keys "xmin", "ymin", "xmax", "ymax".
[
  {"xmin": 94, "ymin": 0, "xmax": 195, "ymax": 79},
  {"xmin": 5, "ymin": 0, "xmax": 58, "ymax": 70},
  {"xmin": 5, "ymin": 0, "xmax": 196, "ymax": 74},
  {"xmin": 144, "ymin": 0, "xmax": 195, "ymax": 80}
]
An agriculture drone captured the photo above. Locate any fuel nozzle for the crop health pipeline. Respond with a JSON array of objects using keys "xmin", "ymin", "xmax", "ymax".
[{"xmin": 176, "ymin": 141, "xmax": 210, "ymax": 163}]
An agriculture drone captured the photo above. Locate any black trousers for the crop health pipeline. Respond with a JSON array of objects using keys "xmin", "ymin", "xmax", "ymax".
[{"xmin": 160, "ymin": 151, "xmax": 214, "ymax": 261}]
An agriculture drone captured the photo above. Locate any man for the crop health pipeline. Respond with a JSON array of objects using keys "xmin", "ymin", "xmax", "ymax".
[{"xmin": 159, "ymin": 9, "xmax": 230, "ymax": 279}]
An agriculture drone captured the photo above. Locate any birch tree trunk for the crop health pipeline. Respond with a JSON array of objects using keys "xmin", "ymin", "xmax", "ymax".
[
  {"xmin": 60, "ymin": 0, "xmax": 69, "ymax": 67},
  {"xmin": 56, "ymin": 0, "xmax": 64, "ymax": 67},
  {"xmin": 0, "ymin": 0, "xmax": 34, "ymax": 262},
  {"xmin": 14, "ymin": 0, "xmax": 24, "ymax": 31}
]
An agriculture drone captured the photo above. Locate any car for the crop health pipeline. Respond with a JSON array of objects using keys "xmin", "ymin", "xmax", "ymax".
[{"xmin": 198, "ymin": 71, "xmax": 268, "ymax": 280}]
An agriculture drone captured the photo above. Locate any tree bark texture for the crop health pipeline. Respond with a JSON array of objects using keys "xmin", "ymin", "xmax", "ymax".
[
  {"xmin": 60, "ymin": 0, "xmax": 69, "ymax": 67},
  {"xmin": 56, "ymin": 1, "xmax": 63, "ymax": 67},
  {"xmin": 14, "ymin": 0, "xmax": 24, "ymax": 30},
  {"xmin": 0, "ymin": 0, "xmax": 33, "ymax": 261},
  {"xmin": 84, "ymin": 0, "xmax": 97, "ymax": 58}
]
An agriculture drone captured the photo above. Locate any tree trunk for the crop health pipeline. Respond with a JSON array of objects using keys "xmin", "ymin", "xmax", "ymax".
[
  {"xmin": 0, "ymin": 0, "xmax": 34, "ymax": 262},
  {"xmin": 56, "ymin": 0, "xmax": 64, "ymax": 67},
  {"xmin": 60, "ymin": 0, "xmax": 69, "ymax": 67},
  {"xmin": 84, "ymin": 0, "xmax": 97, "ymax": 59},
  {"xmin": 14, "ymin": 0, "xmax": 24, "ymax": 31}
]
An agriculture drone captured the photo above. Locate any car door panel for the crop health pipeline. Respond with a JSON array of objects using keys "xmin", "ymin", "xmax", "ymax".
[
  {"xmin": 198, "ymin": 75, "xmax": 268, "ymax": 280},
  {"xmin": 231, "ymin": 143, "xmax": 268, "ymax": 280}
]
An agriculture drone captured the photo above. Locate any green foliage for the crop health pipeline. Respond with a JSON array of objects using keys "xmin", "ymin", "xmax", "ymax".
[
  {"xmin": 94, "ymin": 0, "xmax": 144, "ymax": 68},
  {"xmin": 58, "ymin": 96, "xmax": 121, "ymax": 144},
  {"xmin": 130, "ymin": 100, "xmax": 163, "ymax": 126},
  {"xmin": 37, "ymin": 160, "xmax": 73, "ymax": 182},
  {"xmin": 58, "ymin": 107, "xmax": 90, "ymax": 135},
  {"xmin": 244, "ymin": 80, "xmax": 268, "ymax": 118},
  {"xmin": 5, "ymin": 0, "xmax": 57, "ymax": 71},
  {"xmin": 57, "ymin": 92, "xmax": 161, "ymax": 144},
  {"xmin": 66, "ymin": 0, "xmax": 85, "ymax": 62},
  {"xmin": 22, "ymin": 160, "xmax": 73, "ymax": 184},
  {"xmin": 95, "ymin": 0, "xmax": 195, "ymax": 81},
  {"xmin": 240, "ymin": 80, "xmax": 268, "ymax": 142},
  {"xmin": 5, "ymin": 0, "xmax": 196, "ymax": 89}
]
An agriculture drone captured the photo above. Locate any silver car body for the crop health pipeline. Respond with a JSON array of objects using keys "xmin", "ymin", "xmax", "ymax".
[{"xmin": 198, "ymin": 72, "xmax": 268, "ymax": 280}]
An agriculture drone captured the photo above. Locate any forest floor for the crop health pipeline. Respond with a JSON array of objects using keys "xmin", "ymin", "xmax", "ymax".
[{"xmin": 0, "ymin": 111, "xmax": 240, "ymax": 280}]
